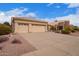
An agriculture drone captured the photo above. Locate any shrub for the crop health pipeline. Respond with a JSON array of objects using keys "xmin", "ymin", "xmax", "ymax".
[
  {"xmin": 3, "ymin": 22, "xmax": 11, "ymax": 27},
  {"xmin": 11, "ymin": 39, "xmax": 22, "ymax": 44},
  {"xmin": 0, "ymin": 24, "xmax": 12, "ymax": 35},
  {"xmin": 69, "ymin": 26, "xmax": 79, "ymax": 32},
  {"xmin": 70, "ymin": 26, "xmax": 76, "ymax": 33},
  {"xmin": 71, "ymin": 29, "xmax": 76, "ymax": 33},
  {"xmin": 61, "ymin": 29, "xmax": 70, "ymax": 34},
  {"xmin": 61, "ymin": 26, "xmax": 71, "ymax": 34},
  {"xmin": 73, "ymin": 26, "xmax": 79, "ymax": 31},
  {"xmin": 0, "ymin": 37, "xmax": 9, "ymax": 43}
]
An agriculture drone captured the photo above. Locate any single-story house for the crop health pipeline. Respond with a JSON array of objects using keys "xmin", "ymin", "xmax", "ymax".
[{"xmin": 11, "ymin": 17, "xmax": 48, "ymax": 33}]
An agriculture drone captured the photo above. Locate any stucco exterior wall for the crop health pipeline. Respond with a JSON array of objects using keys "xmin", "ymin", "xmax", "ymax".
[{"xmin": 12, "ymin": 17, "xmax": 48, "ymax": 33}]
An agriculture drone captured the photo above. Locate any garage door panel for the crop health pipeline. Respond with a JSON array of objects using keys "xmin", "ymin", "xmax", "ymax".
[
  {"xmin": 31, "ymin": 25, "xmax": 46, "ymax": 32},
  {"xmin": 15, "ymin": 23, "xmax": 29, "ymax": 33}
]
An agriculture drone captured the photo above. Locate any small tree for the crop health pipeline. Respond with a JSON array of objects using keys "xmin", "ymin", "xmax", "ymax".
[{"xmin": 3, "ymin": 22, "xmax": 10, "ymax": 27}]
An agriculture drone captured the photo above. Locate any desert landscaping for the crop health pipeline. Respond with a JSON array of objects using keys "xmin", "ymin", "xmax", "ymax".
[
  {"xmin": 0, "ymin": 34, "xmax": 36, "ymax": 56},
  {"xmin": 0, "ymin": 32, "xmax": 79, "ymax": 56}
]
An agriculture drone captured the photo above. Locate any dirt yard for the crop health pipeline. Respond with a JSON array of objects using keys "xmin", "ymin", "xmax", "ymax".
[
  {"xmin": 0, "ymin": 34, "xmax": 36, "ymax": 56},
  {"xmin": 70, "ymin": 31, "xmax": 79, "ymax": 37},
  {"xmin": 0, "ymin": 32, "xmax": 79, "ymax": 56}
]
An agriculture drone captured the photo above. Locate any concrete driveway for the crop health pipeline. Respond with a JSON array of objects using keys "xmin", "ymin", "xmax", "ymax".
[{"xmin": 19, "ymin": 32, "xmax": 79, "ymax": 56}]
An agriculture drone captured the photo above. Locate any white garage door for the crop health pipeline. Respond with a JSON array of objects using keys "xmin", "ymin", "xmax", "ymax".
[
  {"xmin": 15, "ymin": 23, "xmax": 29, "ymax": 33},
  {"xmin": 31, "ymin": 24, "xmax": 46, "ymax": 32}
]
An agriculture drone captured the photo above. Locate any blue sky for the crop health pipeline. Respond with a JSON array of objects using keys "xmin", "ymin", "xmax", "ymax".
[
  {"xmin": 0, "ymin": 3, "xmax": 76, "ymax": 18},
  {"xmin": 0, "ymin": 3, "xmax": 79, "ymax": 26}
]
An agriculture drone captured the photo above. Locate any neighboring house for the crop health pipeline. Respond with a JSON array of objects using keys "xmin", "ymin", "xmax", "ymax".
[
  {"xmin": 11, "ymin": 17, "xmax": 48, "ymax": 33},
  {"xmin": 49, "ymin": 20, "xmax": 70, "ymax": 31}
]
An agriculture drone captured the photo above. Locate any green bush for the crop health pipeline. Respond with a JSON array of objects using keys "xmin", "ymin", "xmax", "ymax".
[
  {"xmin": 71, "ymin": 29, "xmax": 76, "ymax": 33},
  {"xmin": 61, "ymin": 29, "xmax": 70, "ymax": 34},
  {"xmin": 73, "ymin": 26, "xmax": 79, "ymax": 31},
  {"xmin": 69, "ymin": 26, "xmax": 79, "ymax": 32},
  {"xmin": 61, "ymin": 26, "xmax": 70, "ymax": 34},
  {"xmin": 0, "ymin": 24, "xmax": 12, "ymax": 35}
]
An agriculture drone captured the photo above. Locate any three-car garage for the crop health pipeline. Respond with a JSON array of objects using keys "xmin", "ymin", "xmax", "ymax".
[{"xmin": 12, "ymin": 17, "xmax": 48, "ymax": 33}]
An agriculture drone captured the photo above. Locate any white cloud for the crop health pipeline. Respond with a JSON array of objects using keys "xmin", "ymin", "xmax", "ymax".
[
  {"xmin": 47, "ymin": 3, "xmax": 53, "ymax": 7},
  {"xmin": 6, "ymin": 7, "xmax": 28, "ymax": 16},
  {"xmin": 58, "ymin": 3, "xmax": 79, "ymax": 26},
  {"xmin": 68, "ymin": 3, "xmax": 79, "ymax": 8},
  {"xmin": 0, "ymin": 12, "xmax": 5, "ymax": 16},
  {"xmin": 55, "ymin": 14, "xmax": 79, "ymax": 26},
  {"xmin": 0, "ymin": 7, "xmax": 39, "ymax": 24},
  {"xmin": 40, "ymin": 18, "xmax": 54, "ymax": 22},
  {"xmin": 47, "ymin": 3, "xmax": 61, "ymax": 9},
  {"xmin": 47, "ymin": 3, "xmax": 79, "ymax": 8},
  {"xmin": 40, "ymin": 14, "xmax": 79, "ymax": 26},
  {"xmin": 0, "ymin": 5, "xmax": 79, "ymax": 26},
  {"xmin": 39, "ymin": 9, "xmax": 79, "ymax": 26},
  {"xmin": 44, "ymin": 4, "xmax": 79, "ymax": 26},
  {"xmin": 25, "ymin": 12, "xmax": 37, "ymax": 18},
  {"xmin": 48, "ymin": 12, "xmax": 79, "ymax": 26},
  {"xmin": 0, "ymin": 7, "xmax": 28, "ymax": 24}
]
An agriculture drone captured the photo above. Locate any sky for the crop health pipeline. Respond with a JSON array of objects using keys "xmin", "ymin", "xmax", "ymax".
[{"xmin": 0, "ymin": 3, "xmax": 79, "ymax": 26}]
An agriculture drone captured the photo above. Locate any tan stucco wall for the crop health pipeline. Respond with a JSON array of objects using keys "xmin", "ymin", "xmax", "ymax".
[
  {"xmin": 12, "ymin": 18, "xmax": 48, "ymax": 33},
  {"xmin": 14, "ymin": 20, "xmax": 47, "ymax": 26}
]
